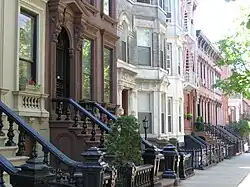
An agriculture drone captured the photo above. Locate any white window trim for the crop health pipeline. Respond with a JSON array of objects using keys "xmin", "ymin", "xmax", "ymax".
[
  {"xmin": 17, "ymin": 0, "xmax": 46, "ymax": 92},
  {"xmin": 167, "ymin": 97, "xmax": 173, "ymax": 132},
  {"xmin": 161, "ymin": 93, "xmax": 167, "ymax": 134},
  {"xmin": 166, "ymin": 42, "xmax": 172, "ymax": 75},
  {"xmin": 137, "ymin": 28, "xmax": 153, "ymax": 66},
  {"xmin": 137, "ymin": 91, "xmax": 154, "ymax": 133},
  {"xmin": 179, "ymin": 98, "xmax": 182, "ymax": 132}
]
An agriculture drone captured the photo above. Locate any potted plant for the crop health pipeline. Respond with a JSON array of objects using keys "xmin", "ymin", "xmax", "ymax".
[
  {"xmin": 19, "ymin": 76, "xmax": 41, "ymax": 92},
  {"xmin": 194, "ymin": 116, "xmax": 204, "ymax": 131},
  {"xmin": 184, "ymin": 113, "xmax": 193, "ymax": 120}
]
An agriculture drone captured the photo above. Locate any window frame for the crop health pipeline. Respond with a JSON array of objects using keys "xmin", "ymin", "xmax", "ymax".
[
  {"xmin": 167, "ymin": 97, "xmax": 173, "ymax": 132},
  {"xmin": 179, "ymin": 99, "xmax": 182, "ymax": 132},
  {"xmin": 161, "ymin": 93, "xmax": 166, "ymax": 134},
  {"xmin": 103, "ymin": 0, "xmax": 112, "ymax": 17},
  {"xmin": 103, "ymin": 46, "xmax": 113, "ymax": 103},
  {"xmin": 121, "ymin": 22, "xmax": 129, "ymax": 63},
  {"xmin": 82, "ymin": 38, "xmax": 94, "ymax": 100},
  {"xmin": 137, "ymin": 28, "xmax": 152, "ymax": 66},
  {"xmin": 19, "ymin": 8, "xmax": 38, "ymax": 82},
  {"xmin": 138, "ymin": 92, "xmax": 153, "ymax": 134},
  {"xmin": 177, "ymin": 47, "xmax": 181, "ymax": 75},
  {"xmin": 160, "ymin": 34, "xmax": 165, "ymax": 69},
  {"xmin": 137, "ymin": 0, "xmax": 151, "ymax": 4},
  {"xmin": 166, "ymin": 42, "xmax": 172, "ymax": 75}
]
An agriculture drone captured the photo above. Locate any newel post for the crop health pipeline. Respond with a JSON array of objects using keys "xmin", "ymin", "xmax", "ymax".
[
  {"xmin": 80, "ymin": 147, "xmax": 107, "ymax": 187},
  {"xmin": 10, "ymin": 158, "xmax": 55, "ymax": 187}
]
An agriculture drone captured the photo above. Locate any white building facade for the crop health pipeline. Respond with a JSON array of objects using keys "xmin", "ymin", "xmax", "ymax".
[
  {"xmin": 0, "ymin": 0, "xmax": 49, "ymax": 137},
  {"xmin": 116, "ymin": 0, "xmax": 185, "ymax": 142}
]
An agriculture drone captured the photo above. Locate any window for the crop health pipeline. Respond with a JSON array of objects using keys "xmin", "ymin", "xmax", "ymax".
[
  {"xmin": 19, "ymin": 9, "xmax": 37, "ymax": 83},
  {"xmin": 160, "ymin": 34, "xmax": 165, "ymax": 69},
  {"xmin": 103, "ymin": 0, "xmax": 111, "ymax": 16},
  {"xmin": 137, "ymin": 28, "xmax": 152, "ymax": 66},
  {"xmin": 178, "ymin": 47, "xmax": 181, "ymax": 75},
  {"xmin": 87, "ymin": 0, "xmax": 94, "ymax": 5},
  {"xmin": 104, "ymin": 47, "xmax": 112, "ymax": 102},
  {"xmin": 159, "ymin": 0, "xmax": 171, "ymax": 12},
  {"xmin": 121, "ymin": 22, "xmax": 128, "ymax": 62},
  {"xmin": 138, "ymin": 92, "xmax": 153, "ymax": 134},
  {"xmin": 166, "ymin": 43, "xmax": 172, "ymax": 75},
  {"xmin": 176, "ymin": 0, "xmax": 181, "ymax": 26},
  {"xmin": 161, "ymin": 93, "xmax": 166, "ymax": 133},
  {"xmin": 137, "ymin": 0, "xmax": 151, "ymax": 3},
  {"xmin": 167, "ymin": 97, "xmax": 173, "ymax": 132},
  {"xmin": 179, "ymin": 99, "xmax": 182, "ymax": 132},
  {"xmin": 82, "ymin": 39, "xmax": 93, "ymax": 99}
]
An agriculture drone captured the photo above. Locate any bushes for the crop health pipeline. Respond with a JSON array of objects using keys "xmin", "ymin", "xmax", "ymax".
[
  {"xmin": 105, "ymin": 115, "xmax": 142, "ymax": 167},
  {"xmin": 228, "ymin": 120, "xmax": 250, "ymax": 136}
]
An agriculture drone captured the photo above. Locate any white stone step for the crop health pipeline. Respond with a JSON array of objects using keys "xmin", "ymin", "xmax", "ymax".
[
  {"xmin": 0, "ymin": 136, "xmax": 7, "ymax": 146},
  {"xmin": 0, "ymin": 146, "xmax": 18, "ymax": 157}
]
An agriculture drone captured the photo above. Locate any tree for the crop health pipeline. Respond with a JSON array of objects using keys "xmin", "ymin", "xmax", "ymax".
[{"xmin": 214, "ymin": 10, "xmax": 250, "ymax": 98}]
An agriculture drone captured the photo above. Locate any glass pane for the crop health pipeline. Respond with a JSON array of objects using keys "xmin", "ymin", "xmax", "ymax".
[
  {"xmin": 168, "ymin": 97, "xmax": 172, "ymax": 115},
  {"xmin": 137, "ymin": 28, "xmax": 152, "ymax": 46},
  {"xmin": 121, "ymin": 41, "xmax": 127, "ymax": 62},
  {"xmin": 19, "ymin": 12, "xmax": 35, "ymax": 60},
  {"xmin": 104, "ymin": 47, "xmax": 112, "ymax": 102},
  {"xmin": 82, "ymin": 39, "xmax": 92, "ymax": 99},
  {"xmin": 138, "ymin": 46, "xmax": 151, "ymax": 66},
  {"xmin": 138, "ymin": 112, "xmax": 152, "ymax": 134},
  {"xmin": 104, "ymin": 80, "xmax": 111, "ymax": 102},
  {"xmin": 160, "ymin": 50, "xmax": 164, "ymax": 68},
  {"xmin": 103, "ymin": 0, "xmax": 110, "ymax": 15},
  {"xmin": 161, "ymin": 113, "xmax": 165, "ymax": 133},
  {"xmin": 168, "ymin": 116, "xmax": 172, "ymax": 132},
  {"xmin": 179, "ymin": 116, "xmax": 182, "ymax": 132},
  {"xmin": 19, "ymin": 60, "xmax": 32, "ymax": 81}
]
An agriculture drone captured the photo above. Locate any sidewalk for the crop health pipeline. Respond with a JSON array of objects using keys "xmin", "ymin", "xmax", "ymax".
[{"xmin": 180, "ymin": 153, "xmax": 250, "ymax": 187}]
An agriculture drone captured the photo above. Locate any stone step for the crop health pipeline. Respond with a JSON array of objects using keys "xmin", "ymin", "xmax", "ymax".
[
  {"xmin": 0, "ymin": 136, "xmax": 7, "ymax": 146},
  {"xmin": 0, "ymin": 146, "xmax": 18, "ymax": 157}
]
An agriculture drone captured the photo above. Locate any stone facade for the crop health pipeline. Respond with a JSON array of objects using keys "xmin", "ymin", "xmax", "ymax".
[
  {"xmin": 0, "ymin": 0, "xmax": 49, "ymax": 141},
  {"xmin": 116, "ymin": 0, "xmax": 185, "ymax": 142}
]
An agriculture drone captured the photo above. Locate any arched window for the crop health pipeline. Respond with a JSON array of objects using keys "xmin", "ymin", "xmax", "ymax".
[{"xmin": 121, "ymin": 22, "xmax": 128, "ymax": 62}]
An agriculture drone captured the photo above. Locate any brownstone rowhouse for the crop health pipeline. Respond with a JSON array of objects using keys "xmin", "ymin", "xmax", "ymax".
[
  {"xmin": 184, "ymin": 90, "xmax": 197, "ymax": 134},
  {"xmin": 45, "ymin": 0, "xmax": 118, "ymax": 111}
]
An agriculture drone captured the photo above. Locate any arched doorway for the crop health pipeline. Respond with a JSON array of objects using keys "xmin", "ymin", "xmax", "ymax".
[{"xmin": 56, "ymin": 28, "xmax": 70, "ymax": 98}]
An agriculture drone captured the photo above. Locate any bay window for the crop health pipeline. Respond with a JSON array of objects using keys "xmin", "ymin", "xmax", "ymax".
[{"xmin": 137, "ymin": 28, "xmax": 152, "ymax": 66}]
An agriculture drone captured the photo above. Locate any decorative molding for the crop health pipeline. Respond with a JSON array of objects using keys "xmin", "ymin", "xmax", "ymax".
[{"xmin": 74, "ymin": 15, "xmax": 85, "ymax": 50}]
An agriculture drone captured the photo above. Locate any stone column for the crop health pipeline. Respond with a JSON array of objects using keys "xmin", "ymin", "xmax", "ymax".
[
  {"xmin": 131, "ymin": 90, "xmax": 137, "ymax": 117},
  {"xmin": 117, "ymin": 85, "xmax": 124, "ymax": 106},
  {"xmin": 153, "ymin": 91, "xmax": 161, "ymax": 135}
]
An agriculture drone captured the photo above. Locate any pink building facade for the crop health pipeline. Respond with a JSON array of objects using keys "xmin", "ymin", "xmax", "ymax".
[
  {"xmin": 196, "ymin": 30, "xmax": 223, "ymax": 125},
  {"xmin": 182, "ymin": 0, "xmax": 199, "ymax": 133}
]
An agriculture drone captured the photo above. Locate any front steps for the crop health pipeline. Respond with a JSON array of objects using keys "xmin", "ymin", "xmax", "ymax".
[{"xmin": 0, "ymin": 136, "xmax": 29, "ymax": 186}]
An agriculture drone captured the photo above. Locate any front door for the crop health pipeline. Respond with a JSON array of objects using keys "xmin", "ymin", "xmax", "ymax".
[
  {"xmin": 122, "ymin": 89, "xmax": 129, "ymax": 115},
  {"xmin": 56, "ymin": 28, "xmax": 70, "ymax": 98}
]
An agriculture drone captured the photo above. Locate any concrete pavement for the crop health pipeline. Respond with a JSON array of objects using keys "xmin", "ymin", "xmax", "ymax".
[{"xmin": 180, "ymin": 153, "xmax": 250, "ymax": 187}]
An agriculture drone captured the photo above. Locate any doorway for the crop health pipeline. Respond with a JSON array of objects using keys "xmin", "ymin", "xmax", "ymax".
[
  {"xmin": 56, "ymin": 28, "xmax": 70, "ymax": 98},
  {"xmin": 122, "ymin": 89, "xmax": 129, "ymax": 115}
]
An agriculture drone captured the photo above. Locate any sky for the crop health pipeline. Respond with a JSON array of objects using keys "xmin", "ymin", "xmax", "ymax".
[{"xmin": 194, "ymin": 0, "xmax": 250, "ymax": 42}]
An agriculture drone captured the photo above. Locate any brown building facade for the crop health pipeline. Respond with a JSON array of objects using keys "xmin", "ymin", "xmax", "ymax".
[{"xmin": 45, "ymin": 0, "xmax": 118, "ymax": 110}]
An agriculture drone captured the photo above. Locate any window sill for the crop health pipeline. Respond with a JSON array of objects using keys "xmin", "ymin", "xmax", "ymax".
[{"xmin": 101, "ymin": 13, "xmax": 117, "ymax": 26}]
